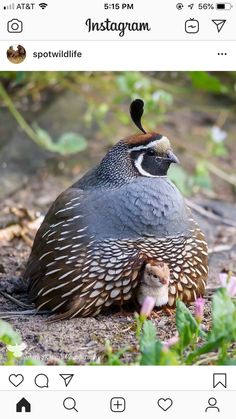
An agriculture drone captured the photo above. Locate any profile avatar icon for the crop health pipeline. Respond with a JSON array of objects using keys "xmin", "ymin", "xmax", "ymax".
[
  {"xmin": 7, "ymin": 44, "xmax": 26, "ymax": 64},
  {"xmin": 205, "ymin": 397, "xmax": 220, "ymax": 413}
]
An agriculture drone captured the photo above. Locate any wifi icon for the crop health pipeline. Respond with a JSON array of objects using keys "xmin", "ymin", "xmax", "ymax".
[{"xmin": 39, "ymin": 2, "xmax": 48, "ymax": 9}]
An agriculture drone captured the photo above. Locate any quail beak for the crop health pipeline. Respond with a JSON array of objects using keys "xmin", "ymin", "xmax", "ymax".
[
  {"xmin": 160, "ymin": 277, "xmax": 168, "ymax": 285},
  {"xmin": 167, "ymin": 150, "xmax": 180, "ymax": 165}
]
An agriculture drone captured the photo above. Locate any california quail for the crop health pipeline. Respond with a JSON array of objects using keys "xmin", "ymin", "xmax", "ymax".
[
  {"xmin": 137, "ymin": 261, "xmax": 170, "ymax": 308},
  {"xmin": 25, "ymin": 99, "xmax": 208, "ymax": 319}
]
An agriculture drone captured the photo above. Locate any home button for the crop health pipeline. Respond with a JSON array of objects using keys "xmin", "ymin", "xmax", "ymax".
[{"xmin": 16, "ymin": 398, "xmax": 31, "ymax": 413}]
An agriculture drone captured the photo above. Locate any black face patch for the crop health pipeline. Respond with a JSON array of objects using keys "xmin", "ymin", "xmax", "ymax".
[
  {"xmin": 141, "ymin": 153, "xmax": 172, "ymax": 176},
  {"xmin": 130, "ymin": 150, "xmax": 142, "ymax": 160}
]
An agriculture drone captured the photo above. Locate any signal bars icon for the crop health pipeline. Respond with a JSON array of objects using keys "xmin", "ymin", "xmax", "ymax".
[
  {"xmin": 39, "ymin": 2, "xmax": 48, "ymax": 9},
  {"xmin": 3, "ymin": 3, "xmax": 15, "ymax": 9},
  {"xmin": 4, "ymin": 2, "xmax": 48, "ymax": 10}
]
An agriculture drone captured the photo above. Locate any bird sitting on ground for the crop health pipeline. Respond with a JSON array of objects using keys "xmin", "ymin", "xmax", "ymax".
[
  {"xmin": 24, "ymin": 99, "xmax": 208, "ymax": 320},
  {"xmin": 137, "ymin": 261, "xmax": 170, "ymax": 310}
]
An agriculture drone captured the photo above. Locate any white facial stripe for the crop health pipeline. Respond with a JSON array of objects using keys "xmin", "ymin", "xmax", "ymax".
[
  {"xmin": 130, "ymin": 139, "xmax": 160, "ymax": 152},
  {"xmin": 129, "ymin": 136, "xmax": 170, "ymax": 152},
  {"xmin": 134, "ymin": 153, "xmax": 159, "ymax": 178}
]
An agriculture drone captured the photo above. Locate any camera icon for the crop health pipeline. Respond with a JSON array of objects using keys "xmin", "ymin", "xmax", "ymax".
[{"xmin": 7, "ymin": 19, "xmax": 23, "ymax": 33}]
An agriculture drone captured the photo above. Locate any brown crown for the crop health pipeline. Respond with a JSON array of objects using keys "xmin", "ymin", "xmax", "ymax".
[
  {"xmin": 121, "ymin": 133, "xmax": 172, "ymax": 156},
  {"xmin": 122, "ymin": 132, "xmax": 162, "ymax": 147}
]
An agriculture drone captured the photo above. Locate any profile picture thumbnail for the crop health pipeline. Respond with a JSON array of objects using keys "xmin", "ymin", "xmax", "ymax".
[{"xmin": 7, "ymin": 44, "xmax": 26, "ymax": 64}]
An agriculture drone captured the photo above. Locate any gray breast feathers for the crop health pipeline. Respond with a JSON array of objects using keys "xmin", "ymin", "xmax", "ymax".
[{"xmin": 82, "ymin": 177, "xmax": 191, "ymax": 240}]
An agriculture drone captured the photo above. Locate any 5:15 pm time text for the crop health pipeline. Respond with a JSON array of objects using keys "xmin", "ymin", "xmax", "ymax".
[{"xmin": 104, "ymin": 3, "xmax": 134, "ymax": 10}]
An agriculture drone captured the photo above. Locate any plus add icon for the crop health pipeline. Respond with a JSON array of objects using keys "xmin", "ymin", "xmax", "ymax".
[{"xmin": 110, "ymin": 397, "xmax": 126, "ymax": 412}]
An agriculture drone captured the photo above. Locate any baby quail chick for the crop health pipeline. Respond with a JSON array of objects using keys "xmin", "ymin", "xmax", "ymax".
[{"xmin": 137, "ymin": 262, "xmax": 170, "ymax": 309}]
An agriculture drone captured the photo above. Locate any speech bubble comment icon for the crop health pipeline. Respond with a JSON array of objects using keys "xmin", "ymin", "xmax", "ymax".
[{"xmin": 34, "ymin": 374, "xmax": 49, "ymax": 388}]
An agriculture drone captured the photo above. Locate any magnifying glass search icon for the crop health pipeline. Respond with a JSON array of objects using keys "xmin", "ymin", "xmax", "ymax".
[{"xmin": 63, "ymin": 397, "xmax": 78, "ymax": 412}]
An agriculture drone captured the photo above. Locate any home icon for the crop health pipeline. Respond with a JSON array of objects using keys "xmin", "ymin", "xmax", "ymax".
[{"xmin": 16, "ymin": 398, "xmax": 31, "ymax": 413}]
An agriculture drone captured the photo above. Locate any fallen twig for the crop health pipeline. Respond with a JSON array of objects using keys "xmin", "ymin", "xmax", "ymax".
[
  {"xmin": 186, "ymin": 199, "xmax": 236, "ymax": 227},
  {"xmin": 172, "ymin": 135, "xmax": 236, "ymax": 186},
  {"xmin": 0, "ymin": 291, "xmax": 33, "ymax": 309},
  {"xmin": 193, "ymin": 354, "xmax": 218, "ymax": 365},
  {"xmin": 207, "ymin": 162, "xmax": 236, "ymax": 187},
  {"xmin": 0, "ymin": 224, "xmax": 22, "ymax": 241},
  {"xmin": 208, "ymin": 244, "xmax": 236, "ymax": 254},
  {"xmin": 0, "ymin": 309, "xmax": 48, "ymax": 318}
]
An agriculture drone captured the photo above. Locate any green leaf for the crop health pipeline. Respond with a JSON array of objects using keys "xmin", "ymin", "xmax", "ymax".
[
  {"xmin": 176, "ymin": 300, "xmax": 202, "ymax": 350},
  {"xmin": 188, "ymin": 71, "xmax": 227, "ymax": 93},
  {"xmin": 220, "ymin": 359, "xmax": 236, "ymax": 365},
  {"xmin": 15, "ymin": 72, "xmax": 26, "ymax": 84},
  {"xmin": 33, "ymin": 124, "xmax": 87, "ymax": 155},
  {"xmin": 55, "ymin": 133, "xmax": 87, "ymax": 155},
  {"xmin": 140, "ymin": 321, "xmax": 161, "ymax": 365},
  {"xmin": 140, "ymin": 320, "xmax": 157, "ymax": 348},
  {"xmin": 176, "ymin": 300, "xmax": 199, "ymax": 334},
  {"xmin": 139, "ymin": 321, "xmax": 179, "ymax": 365},
  {"xmin": 140, "ymin": 340, "xmax": 163, "ymax": 365},
  {"xmin": 186, "ymin": 336, "xmax": 225, "ymax": 364},
  {"xmin": 0, "ymin": 320, "xmax": 22, "ymax": 346},
  {"xmin": 22, "ymin": 359, "xmax": 44, "ymax": 366},
  {"xmin": 33, "ymin": 125, "xmax": 54, "ymax": 149},
  {"xmin": 211, "ymin": 142, "xmax": 228, "ymax": 157},
  {"xmin": 158, "ymin": 347, "xmax": 179, "ymax": 366},
  {"xmin": 211, "ymin": 288, "xmax": 236, "ymax": 341},
  {"xmin": 193, "ymin": 162, "xmax": 212, "ymax": 190}
]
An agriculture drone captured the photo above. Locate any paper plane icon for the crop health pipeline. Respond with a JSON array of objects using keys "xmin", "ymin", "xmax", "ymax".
[
  {"xmin": 212, "ymin": 19, "xmax": 226, "ymax": 33},
  {"xmin": 60, "ymin": 374, "xmax": 74, "ymax": 387}
]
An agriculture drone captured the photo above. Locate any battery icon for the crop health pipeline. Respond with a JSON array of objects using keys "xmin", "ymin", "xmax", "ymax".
[{"xmin": 216, "ymin": 3, "xmax": 233, "ymax": 9}]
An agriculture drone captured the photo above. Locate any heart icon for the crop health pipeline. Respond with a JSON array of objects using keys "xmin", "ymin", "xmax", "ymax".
[
  {"xmin": 9, "ymin": 374, "xmax": 24, "ymax": 387},
  {"xmin": 157, "ymin": 398, "xmax": 173, "ymax": 411}
]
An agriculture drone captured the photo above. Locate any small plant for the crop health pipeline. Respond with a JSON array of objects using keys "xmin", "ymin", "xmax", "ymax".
[
  {"xmin": 0, "ymin": 320, "xmax": 22, "ymax": 365},
  {"xmin": 1, "ymin": 274, "xmax": 236, "ymax": 365},
  {"xmin": 101, "ymin": 274, "xmax": 236, "ymax": 366},
  {"xmin": 0, "ymin": 82, "xmax": 87, "ymax": 156}
]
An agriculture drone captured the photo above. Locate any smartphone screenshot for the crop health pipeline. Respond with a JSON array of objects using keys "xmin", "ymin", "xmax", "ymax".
[{"xmin": 0, "ymin": 0, "xmax": 235, "ymax": 417}]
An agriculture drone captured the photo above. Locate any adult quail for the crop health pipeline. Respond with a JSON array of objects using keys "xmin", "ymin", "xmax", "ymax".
[
  {"xmin": 137, "ymin": 261, "xmax": 170, "ymax": 309},
  {"xmin": 25, "ymin": 99, "xmax": 208, "ymax": 319}
]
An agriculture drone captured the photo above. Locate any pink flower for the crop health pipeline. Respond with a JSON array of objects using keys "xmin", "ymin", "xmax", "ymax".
[
  {"xmin": 227, "ymin": 276, "xmax": 236, "ymax": 297},
  {"xmin": 162, "ymin": 334, "xmax": 179, "ymax": 351},
  {"xmin": 219, "ymin": 273, "xmax": 227, "ymax": 287},
  {"xmin": 140, "ymin": 296, "xmax": 156, "ymax": 317},
  {"xmin": 195, "ymin": 297, "xmax": 205, "ymax": 322},
  {"xmin": 219, "ymin": 273, "xmax": 236, "ymax": 297}
]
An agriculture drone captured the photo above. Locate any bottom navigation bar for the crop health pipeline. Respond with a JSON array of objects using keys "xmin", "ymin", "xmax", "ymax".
[{"xmin": 1, "ymin": 390, "xmax": 236, "ymax": 418}]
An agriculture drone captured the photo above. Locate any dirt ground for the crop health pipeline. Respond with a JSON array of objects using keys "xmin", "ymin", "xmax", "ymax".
[
  {"xmin": 0, "ymin": 173, "xmax": 235, "ymax": 364},
  {"xmin": 0, "ymin": 86, "xmax": 236, "ymax": 364}
]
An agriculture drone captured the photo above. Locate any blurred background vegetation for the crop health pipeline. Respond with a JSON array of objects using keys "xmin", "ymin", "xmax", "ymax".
[
  {"xmin": 0, "ymin": 72, "xmax": 236, "ymax": 364},
  {"xmin": 0, "ymin": 71, "xmax": 236, "ymax": 200}
]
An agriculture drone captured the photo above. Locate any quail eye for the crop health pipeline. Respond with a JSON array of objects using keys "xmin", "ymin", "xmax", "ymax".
[{"xmin": 146, "ymin": 149, "xmax": 155, "ymax": 156}]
